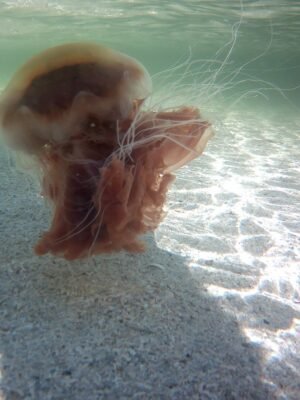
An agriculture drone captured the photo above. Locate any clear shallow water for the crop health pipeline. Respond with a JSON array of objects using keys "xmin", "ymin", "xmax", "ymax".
[
  {"xmin": 0, "ymin": 1, "xmax": 299, "ymax": 398},
  {"xmin": 0, "ymin": 0, "xmax": 299, "ymax": 115}
]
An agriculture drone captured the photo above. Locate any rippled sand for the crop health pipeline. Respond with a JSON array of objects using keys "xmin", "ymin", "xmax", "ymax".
[
  {"xmin": 156, "ymin": 112, "xmax": 300, "ymax": 397},
  {"xmin": 0, "ymin": 112, "xmax": 299, "ymax": 399}
]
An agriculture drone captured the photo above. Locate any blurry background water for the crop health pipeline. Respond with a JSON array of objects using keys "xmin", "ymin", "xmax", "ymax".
[
  {"xmin": 0, "ymin": 0, "xmax": 299, "ymax": 115},
  {"xmin": 1, "ymin": 0, "xmax": 300, "ymax": 305},
  {"xmin": 2, "ymin": 2, "xmax": 298, "ymax": 257},
  {"xmin": 0, "ymin": 4, "xmax": 299, "ymax": 289}
]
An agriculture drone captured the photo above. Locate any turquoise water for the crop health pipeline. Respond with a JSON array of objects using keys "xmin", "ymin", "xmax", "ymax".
[
  {"xmin": 0, "ymin": 0, "xmax": 299, "ymax": 118},
  {"xmin": 1, "ymin": 0, "xmax": 299, "ymax": 284},
  {"xmin": 0, "ymin": 2, "xmax": 299, "ymax": 272}
]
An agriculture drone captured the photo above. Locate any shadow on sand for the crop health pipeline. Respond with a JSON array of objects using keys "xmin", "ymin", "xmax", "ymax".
[
  {"xmin": 0, "ymin": 146, "xmax": 289, "ymax": 400},
  {"xmin": 0, "ymin": 231, "xmax": 277, "ymax": 400}
]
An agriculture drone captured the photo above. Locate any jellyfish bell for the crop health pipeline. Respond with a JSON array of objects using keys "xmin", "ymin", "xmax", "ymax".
[
  {"xmin": 0, "ymin": 42, "xmax": 152, "ymax": 153},
  {"xmin": 0, "ymin": 42, "xmax": 213, "ymax": 260}
]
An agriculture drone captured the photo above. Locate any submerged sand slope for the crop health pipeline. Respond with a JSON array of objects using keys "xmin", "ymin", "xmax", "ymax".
[{"xmin": 0, "ymin": 112, "xmax": 299, "ymax": 399}]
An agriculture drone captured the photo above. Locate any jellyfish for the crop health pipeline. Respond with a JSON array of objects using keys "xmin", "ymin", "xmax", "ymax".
[{"xmin": 0, "ymin": 42, "xmax": 213, "ymax": 260}]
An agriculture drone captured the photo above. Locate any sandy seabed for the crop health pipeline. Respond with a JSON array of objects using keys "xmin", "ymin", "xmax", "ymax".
[{"xmin": 0, "ymin": 111, "xmax": 299, "ymax": 400}]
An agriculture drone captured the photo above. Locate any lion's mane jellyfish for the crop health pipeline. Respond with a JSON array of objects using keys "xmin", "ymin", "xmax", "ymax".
[{"xmin": 0, "ymin": 42, "xmax": 213, "ymax": 260}]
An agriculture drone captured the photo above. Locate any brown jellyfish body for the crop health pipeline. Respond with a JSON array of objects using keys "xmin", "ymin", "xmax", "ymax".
[{"xmin": 0, "ymin": 42, "xmax": 213, "ymax": 260}]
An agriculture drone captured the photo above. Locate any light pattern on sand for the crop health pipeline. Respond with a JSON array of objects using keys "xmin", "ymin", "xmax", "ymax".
[{"xmin": 155, "ymin": 111, "xmax": 300, "ymax": 397}]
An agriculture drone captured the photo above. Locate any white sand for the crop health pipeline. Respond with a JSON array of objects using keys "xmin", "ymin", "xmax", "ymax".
[{"xmin": 0, "ymin": 112, "xmax": 299, "ymax": 399}]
